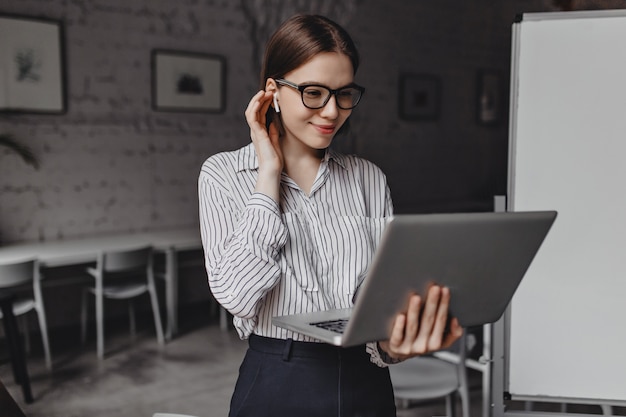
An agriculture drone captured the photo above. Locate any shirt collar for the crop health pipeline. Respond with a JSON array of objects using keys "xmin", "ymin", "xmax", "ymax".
[
  {"xmin": 326, "ymin": 147, "xmax": 348, "ymax": 171},
  {"xmin": 236, "ymin": 143, "xmax": 258, "ymax": 172},
  {"xmin": 236, "ymin": 142, "xmax": 349, "ymax": 172}
]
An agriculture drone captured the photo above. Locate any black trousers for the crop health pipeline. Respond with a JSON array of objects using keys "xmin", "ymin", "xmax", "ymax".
[{"xmin": 229, "ymin": 335, "xmax": 397, "ymax": 417}]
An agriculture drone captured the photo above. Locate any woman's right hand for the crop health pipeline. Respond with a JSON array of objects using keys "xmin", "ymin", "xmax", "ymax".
[
  {"xmin": 245, "ymin": 90, "xmax": 283, "ymax": 202},
  {"xmin": 245, "ymin": 90, "xmax": 283, "ymax": 177}
]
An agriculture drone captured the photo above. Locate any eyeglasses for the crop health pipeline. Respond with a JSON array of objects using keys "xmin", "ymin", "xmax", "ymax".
[{"xmin": 275, "ymin": 79, "xmax": 365, "ymax": 110}]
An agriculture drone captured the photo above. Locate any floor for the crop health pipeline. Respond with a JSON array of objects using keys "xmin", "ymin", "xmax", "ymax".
[
  {"xmin": 1, "ymin": 303, "xmax": 622, "ymax": 417},
  {"xmin": 0, "ymin": 302, "xmax": 486, "ymax": 417}
]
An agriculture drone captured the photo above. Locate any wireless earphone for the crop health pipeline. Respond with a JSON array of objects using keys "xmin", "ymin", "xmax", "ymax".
[{"xmin": 273, "ymin": 93, "xmax": 281, "ymax": 113}]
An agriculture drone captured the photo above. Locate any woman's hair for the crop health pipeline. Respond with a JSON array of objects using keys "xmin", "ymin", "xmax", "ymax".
[
  {"xmin": 260, "ymin": 14, "xmax": 360, "ymax": 88},
  {"xmin": 261, "ymin": 15, "xmax": 360, "ymax": 134}
]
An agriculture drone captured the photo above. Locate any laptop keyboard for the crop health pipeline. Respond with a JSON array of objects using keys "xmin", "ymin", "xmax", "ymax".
[{"xmin": 310, "ymin": 318, "xmax": 348, "ymax": 334}]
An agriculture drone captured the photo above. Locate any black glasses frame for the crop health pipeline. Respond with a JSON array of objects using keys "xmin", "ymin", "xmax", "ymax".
[{"xmin": 275, "ymin": 78, "xmax": 365, "ymax": 110}]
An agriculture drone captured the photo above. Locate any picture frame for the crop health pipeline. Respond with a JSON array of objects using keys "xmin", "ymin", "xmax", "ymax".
[
  {"xmin": 476, "ymin": 69, "xmax": 503, "ymax": 126},
  {"xmin": 398, "ymin": 73, "xmax": 441, "ymax": 121},
  {"xmin": 0, "ymin": 14, "xmax": 66, "ymax": 114},
  {"xmin": 152, "ymin": 49, "xmax": 226, "ymax": 113}
]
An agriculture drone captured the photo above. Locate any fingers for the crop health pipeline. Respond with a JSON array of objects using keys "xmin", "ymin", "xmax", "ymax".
[
  {"xmin": 402, "ymin": 294, "xmax": 421, "ymax": 343},
  {"xmin": 389, "ymin": 296, "xmax": 421, "ymax": 358},
  {"xmin": 268, "ymin": 120, "xmax": 279, "ymax": 146},
  {"xmin": 245, "ymin": 91, "xmax": 283, "ymax": 178},
  {"xmin": 413, "ymin": 285, "xmax": 442, "ymax": 352},
  {"xmin": 441, "ymin": 317, "xmax": 464, "ymax": 349},
  {"xmin": 245, "ymin": 90, "xmax": 274, "ymax": 141},
  {"xmin": 379, "ymin": 285, "xmax": 463, "ymax": 361},
  {"xmin": 387, "ymin": 311, "xmax": 407, "ymax": 349},
  {"xmin": 428, "ymin": 286, "xmax": 451, "ymax": 351}
]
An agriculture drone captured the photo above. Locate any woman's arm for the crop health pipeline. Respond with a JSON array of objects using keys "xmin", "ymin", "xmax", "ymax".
[
  {"xmin": 199, "ymin": 168, "xmax": 287, "ymax": 319},
  {"xmin": 199, "ymin": 89, "xmax": 287, "ymax": 319}
]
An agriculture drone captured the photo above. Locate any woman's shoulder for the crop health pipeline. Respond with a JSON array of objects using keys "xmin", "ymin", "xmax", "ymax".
[{"xmin": 200, "ymin": 143, "xmax": 255, "ymax": 178}]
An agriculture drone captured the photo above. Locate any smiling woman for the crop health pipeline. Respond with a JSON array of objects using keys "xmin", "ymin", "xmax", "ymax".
[{"xmin": 197, "ymin": 14, "xmax": 461, "ymax": 417}]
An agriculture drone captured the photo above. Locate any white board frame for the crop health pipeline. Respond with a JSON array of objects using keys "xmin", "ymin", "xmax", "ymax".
[{"xmin": 493, "ymin": 9, "xmax": 626, "ymax": 416}]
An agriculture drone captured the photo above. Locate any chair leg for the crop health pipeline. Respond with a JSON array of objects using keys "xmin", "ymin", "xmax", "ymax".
[
  {"xmin": 35, "ymin": 305, "xmax": 53, "ymax": 370},
  {"xmin": 96, "ymin": 292, "xmax": 104, "ymax": 359},
  {"xmin": 129, "ymin": 300, "xmax": 136, "ymax": 341},
  {"xmin": 20, "ymin": 315, "xmax": 31, "ymax": 355},
  {"xmin": 460, "ymin": 388, "xmax": 470, "ymax": 417},
  {"xmin": 80, "ymin": 290, "xmax": 89, "ymax": 344},
  {"xmin": 148, "ymin": 284, "xmax": 164, "ymax": 346},
  {"xmin": 446, "ymin": 393, "xmax": 457, "ymax": 417}
]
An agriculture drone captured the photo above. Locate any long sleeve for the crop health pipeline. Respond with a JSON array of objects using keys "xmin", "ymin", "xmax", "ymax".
[{"xmin": 198, "ymin": 162, "xmax": 288, "ymax": 320}]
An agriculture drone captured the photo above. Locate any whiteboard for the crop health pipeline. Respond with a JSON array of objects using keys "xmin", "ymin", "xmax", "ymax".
[{"xmin": 507, "ymin": 10, "xmax": 626, "ymax": 403}]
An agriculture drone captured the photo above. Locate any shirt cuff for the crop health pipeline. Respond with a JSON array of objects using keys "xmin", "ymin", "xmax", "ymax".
[{"xmin": 366, "ymin": 342, "xmax": 402, "ymax": 367}]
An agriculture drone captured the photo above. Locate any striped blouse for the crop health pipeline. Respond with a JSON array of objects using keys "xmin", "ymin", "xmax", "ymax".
[{"xmin": 198, "ymin": 143, "xmax": 393, "ymax": 365}]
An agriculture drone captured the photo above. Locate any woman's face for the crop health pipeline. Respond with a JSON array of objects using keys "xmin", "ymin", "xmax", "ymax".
[{"xmin": 275, "ymin": 52, "xmax": 354, "ymax": 155}]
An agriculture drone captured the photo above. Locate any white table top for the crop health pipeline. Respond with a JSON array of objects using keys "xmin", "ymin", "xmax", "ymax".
[{"xmin": 0, "ymin": 228, "xmax": 203, "ymax": 267}]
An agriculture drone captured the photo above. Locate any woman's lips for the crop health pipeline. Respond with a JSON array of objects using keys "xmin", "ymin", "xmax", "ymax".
[{"xmin": 312, "ymin": 124, "xmax": 336, "ymax": 135}]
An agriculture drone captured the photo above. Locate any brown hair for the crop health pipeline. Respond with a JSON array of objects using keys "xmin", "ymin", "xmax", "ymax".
[
  {"xmin": 261, "ymin": 15, "xmax": 360, "ymax": 88},
  {"xmin": 261, "ymin": 15, "xmax": 360, "ymax": 133}
]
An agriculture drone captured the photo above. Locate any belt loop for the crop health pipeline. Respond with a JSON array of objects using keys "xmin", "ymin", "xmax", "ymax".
[{"xmin": 282, "ymin": 338, "xmax": 294, "ymax": 361}]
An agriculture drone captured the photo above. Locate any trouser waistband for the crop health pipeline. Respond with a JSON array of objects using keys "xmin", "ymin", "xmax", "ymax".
[{"xmin": 248, "ymin": 334, "xmax": 362, "ymax": 361}]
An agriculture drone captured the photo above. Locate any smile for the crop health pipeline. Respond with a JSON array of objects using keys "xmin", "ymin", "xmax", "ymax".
[{"xmin": 312, "ymin": 124, "xmax": 336, "ymax": 135}]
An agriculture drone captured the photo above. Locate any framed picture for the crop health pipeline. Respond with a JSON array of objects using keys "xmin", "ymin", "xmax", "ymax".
[
  {"xmin": 398, "ymin": 73, "xmax": 441, "ymax": 121},
  {"xmin": 476, "ymin": 69, "xmax": 503, "ymax": 126},
  {"xmin": 0, "ymin": 14, "xmax": 66, "ymax": 114},
  {"xmin": 152, "ymin": 50, "xmax": 226, "ymax": 113}
]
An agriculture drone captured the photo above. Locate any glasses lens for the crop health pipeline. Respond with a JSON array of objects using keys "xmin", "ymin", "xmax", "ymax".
[
  {"xmin": 301, "ymin": 86, "xmax": 330, "ymax": 109},
  {"xmin": 336, "ymin": 87, "xmax": 362, "ymax": 109}
]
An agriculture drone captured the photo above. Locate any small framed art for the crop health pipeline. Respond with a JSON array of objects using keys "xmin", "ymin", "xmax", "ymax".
[
  {"xmin": 398, "ymin": 73, "xmax": 441, "ymax": 121},
  {"xmin": 0, "ymin": 14, "xmax": 66, "ymax": 114},
  {"xmin": 152, "ymin": 49, "xmax": 226, "ymax": 113}
]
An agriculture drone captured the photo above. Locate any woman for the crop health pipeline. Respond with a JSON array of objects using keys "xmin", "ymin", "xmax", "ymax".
[{"xmin": 198, "ymin": 14, "xmax": 463, "ymax": 417}]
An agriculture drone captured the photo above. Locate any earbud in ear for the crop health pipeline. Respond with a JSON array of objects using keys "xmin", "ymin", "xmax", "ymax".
[{"xmin": 273, "ymin": 93, "xmax": 281, "ymax": 113}]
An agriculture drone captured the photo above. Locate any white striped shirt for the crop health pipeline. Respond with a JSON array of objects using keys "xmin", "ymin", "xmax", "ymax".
[{"xmin": 198, "ymin": 143, "xmax": 393, "ymax": 365}]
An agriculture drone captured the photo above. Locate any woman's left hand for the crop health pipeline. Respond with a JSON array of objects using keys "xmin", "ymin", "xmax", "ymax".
[{"xmin": 378, "ymin": 285, "xmax": 463, "ymax": 361}]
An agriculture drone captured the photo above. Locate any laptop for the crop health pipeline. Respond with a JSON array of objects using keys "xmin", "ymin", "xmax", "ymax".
[{"xmin": 272, "ymin": 210, "xmax": 557, "ymax": 347}]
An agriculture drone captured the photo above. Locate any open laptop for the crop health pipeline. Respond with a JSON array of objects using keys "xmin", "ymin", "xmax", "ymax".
[{"xmin": 272, "ymin": 210, "xmax": 557, "ymax": 347}]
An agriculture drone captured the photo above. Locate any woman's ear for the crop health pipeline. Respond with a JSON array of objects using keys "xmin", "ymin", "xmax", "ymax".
[{"xmin": 265, "ymin": 78, "xmax": 278, "ymax": 93}]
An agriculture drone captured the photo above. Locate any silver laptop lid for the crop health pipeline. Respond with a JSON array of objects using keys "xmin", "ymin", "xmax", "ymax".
[{"xmin": 341, "ymin": 210, "xmax": 557, "ymax": 344}]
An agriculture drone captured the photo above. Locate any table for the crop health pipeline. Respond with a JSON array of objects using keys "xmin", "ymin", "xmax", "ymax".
[{"xmin": 0, "ymin": 228, "xmax": 203, "ymax": 340}]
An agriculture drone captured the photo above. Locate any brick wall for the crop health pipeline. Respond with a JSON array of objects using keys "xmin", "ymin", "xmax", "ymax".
[{"xmin": 1, "ymin": 0, "xmax": 558, "ymax": 244}]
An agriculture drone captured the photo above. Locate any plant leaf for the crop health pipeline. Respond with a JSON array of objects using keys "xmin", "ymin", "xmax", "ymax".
[{"xmin": 0, "ymin": 133, "xmax": 40, "ymax": 169}]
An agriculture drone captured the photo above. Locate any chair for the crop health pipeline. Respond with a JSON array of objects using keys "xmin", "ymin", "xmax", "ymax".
[
  {"xmin": 389, "ymin": 333, "xmax": 469, "ymax": 417},
  {"xmin": 80, "ymin": 246, "xmax": 164, "ymax": 359},
  {"xmin": 0, "ymin": 259, "xmax": 52, "ymax": 371}
]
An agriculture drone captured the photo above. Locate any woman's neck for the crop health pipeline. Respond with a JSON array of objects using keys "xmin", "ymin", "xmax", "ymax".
[{"xmin": 281, "ymin": 137, "xmax": 325, "ymax": 195}]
